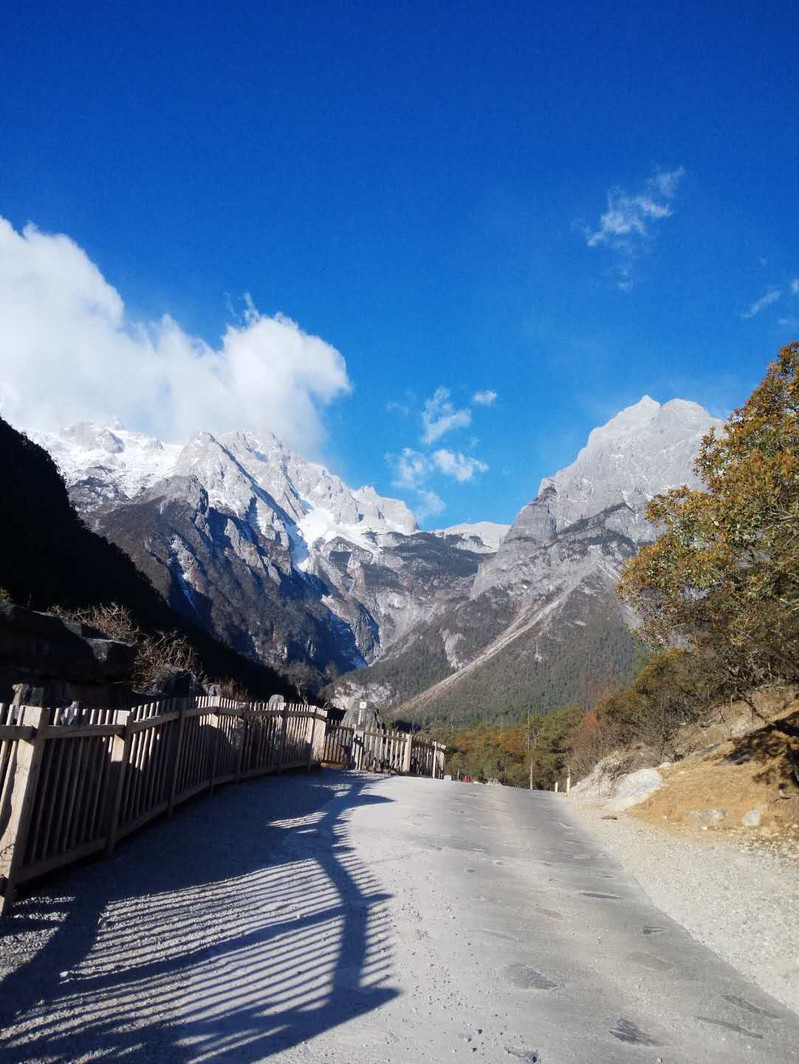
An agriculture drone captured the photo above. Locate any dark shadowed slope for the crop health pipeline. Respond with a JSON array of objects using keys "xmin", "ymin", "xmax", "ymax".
[{"xmin": 0, "ymin": 417, "xmax": 296, "ymax": 698}]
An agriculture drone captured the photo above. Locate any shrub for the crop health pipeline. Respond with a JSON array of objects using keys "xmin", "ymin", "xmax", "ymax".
[
  {"xmin": 53, "ymin": 602, "xmax": 202, "ymax": 693},
  {"xmin": 131, "ymin": 629, "xmax": 202, "ymax": 692}
]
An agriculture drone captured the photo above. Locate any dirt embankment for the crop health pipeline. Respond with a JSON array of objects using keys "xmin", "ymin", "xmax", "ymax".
[
  {"xmin": 631, "ymin": 691, "xmax": 799, "ymax": 858},
  {"xmin": 572, "ymin": 687, "xmax": 799, "ymax": 857}
]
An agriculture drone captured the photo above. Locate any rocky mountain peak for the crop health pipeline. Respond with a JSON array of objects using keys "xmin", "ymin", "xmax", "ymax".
[
  {"xmin": 351, "ymin": 486, "xmax": 417, "ymax": 537},
  {"xmin": 534, "ymin": 395, "xmax": 722, "ymax": 536},
  {"xmin": 505, "ymin": 485, "xmax": 558, "ymax": 546},
  {"xmin": 471, "ymin": 395, "xmax": 721, "ymax": 599},
  {"xmin": 34, "ymin": 421, "xmax": 182, "ymax": 509}
]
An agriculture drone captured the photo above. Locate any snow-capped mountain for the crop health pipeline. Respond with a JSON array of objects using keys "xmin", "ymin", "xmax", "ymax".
[
  {"xmin": 331, "ymin": 396, "xmax": 722, "ymax": 719},
  {"xmin": 535, "ymin": 396, "xmax": 715, "ymax": 535},
  {"xmin": 38, "ymin": 394, "xmax": 721, "ymax": 707},
  {"xmin": 40, "ymin": 422, "xmax": 183, "ymax": 507},
  {"xmin": 37, "ymin": 423, "xmax": 484, "ymax": 686},
  {"xmin": 40, "ymin": 423, "xmax": 416, "ymax": 547}
]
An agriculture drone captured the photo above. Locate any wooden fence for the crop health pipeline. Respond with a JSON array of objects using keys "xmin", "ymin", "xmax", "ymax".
[
  {"xmin": 0, "ymin": 698, "xmax": 446, "ymax": 913},
  {"xmin": 323, "ymin": 723, "xmax": 445, "ymax": 778},
  {"xmin": 0, "ymin": 696, "xmax": 326, "ymax": 914}
]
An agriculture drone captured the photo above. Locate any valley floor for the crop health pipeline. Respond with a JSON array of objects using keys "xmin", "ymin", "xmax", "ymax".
[{"xmin": 1, "ymin": 771, "xmax": 798, "ymax": 1063}]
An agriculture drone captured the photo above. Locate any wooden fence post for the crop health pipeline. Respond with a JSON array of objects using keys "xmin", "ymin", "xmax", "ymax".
[
  {"xmin": 313, "ymin": 708, "xmax": 328, "ymax": 764},
  {"xmin": 306, "ymin": 710, "xmax": 319, "ymax": 771},
  {"xmin": 208, "ymin": 702, "xmax": 221, "ymax": 795},
  {"xmin": 1, "ymin": 706, "xmax": 51, "ymax": 915},
  {"xmin": 235, "ymin": 705, "xmax": 247, "ymax": 784},
  {"xmin": 352, "ymin": 729, "xmax": 365, "ymax": 771},
  {"xmin": 432, "ymin": 742, "xmax": 444, "ymax": 779},
  {"xmin": 167, "ymin": 701, "xmax": 188, "ymax": 815},
  {"xmin": 277, "ymin": 703, "xmax": 289, "ymax": 771},
  {"xmin": 104, "ymin": 711, "xmax": 132, "ymax": 857},
  {"xmin": 402, "ymin": 733, "xmax": 413, "ymax": 775}
]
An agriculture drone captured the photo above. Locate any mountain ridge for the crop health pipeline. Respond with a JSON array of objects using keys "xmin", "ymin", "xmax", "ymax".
[
  {"xmin": 35, "ymin": 394, "xmax": 721, "ymax": 709},
  {"xmin": 37, "ymin": 422, "xmax": 491, "ymax": 687},
  {"xmin": 330, "ymin": 396, "xmax": 722, "ymax": 720},
  {"xmin": 0, "ymin": 416, "xmax": 299, "ymax": 701}
]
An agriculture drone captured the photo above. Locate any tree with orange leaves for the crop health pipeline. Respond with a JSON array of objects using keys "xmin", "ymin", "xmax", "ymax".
[{"xmin": 618, "ymin": 342, "xmax": 798, "ymax": 695}]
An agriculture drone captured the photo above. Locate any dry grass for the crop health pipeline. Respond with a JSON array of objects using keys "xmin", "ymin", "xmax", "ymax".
[
  {"xmin": 630, "ymin": 698, "xmax": 799, "ymax": 858},
  {"xmin": 50, "ymin": 602, "xmax": 202, "ymax": 693},
  {"xmin": 217, "ymin": 678, "xmax": 250, "ymax": 702}
]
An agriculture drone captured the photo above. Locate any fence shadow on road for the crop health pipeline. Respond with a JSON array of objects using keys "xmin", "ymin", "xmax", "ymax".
[{"xmin": 0, "ymin": 770, "xmax": 398, "ymax": 1062}]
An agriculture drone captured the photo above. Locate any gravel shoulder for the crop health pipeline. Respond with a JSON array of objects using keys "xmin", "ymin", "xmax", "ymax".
[{"xmin": 569, "ymin": 796, "xmax": 799, "ymax": 1016}]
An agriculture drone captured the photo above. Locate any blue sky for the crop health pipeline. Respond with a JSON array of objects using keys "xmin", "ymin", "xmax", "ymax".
[{"xmin": 1, "ymin": 0, "xmax": 797, "ymax": 526}]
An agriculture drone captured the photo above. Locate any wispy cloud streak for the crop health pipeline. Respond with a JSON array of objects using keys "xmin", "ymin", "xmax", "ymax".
[
  {"xmin": 421, "ymin": 387, "xmax": 472, "ymax": 444},
  {"xmin": 580, "ymin": 167, "xmax": 685, "ymax": 290},
  {"xmin": 740, "ymin": 288, "xmax": 781, "ymax": 319}
]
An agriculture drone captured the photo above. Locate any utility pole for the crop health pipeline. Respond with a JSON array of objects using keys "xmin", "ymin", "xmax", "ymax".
[{"xmin": 527, "ymin": 709, "xmax": 539, "ymax": 791}]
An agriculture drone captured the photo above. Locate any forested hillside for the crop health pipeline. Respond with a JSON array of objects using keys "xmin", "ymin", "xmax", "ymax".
[{"xmin": 397, "ymin": 594, "xmax": 636, "ymax": 725}]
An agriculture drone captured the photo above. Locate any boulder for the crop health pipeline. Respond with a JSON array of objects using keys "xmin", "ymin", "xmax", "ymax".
[
  {"xmin": 741, "ymin": 807, "xmax": 763, "ymax": 828},
  {"xmin": 690, "ymin": 808, "xmax": 727, "ymax": 828},
  {"xmin": 607, "ymin": 768, "xmax": 664, "ymax": 812},
  {"xmin": 0, "ymin": 602, "xmax": 136, "ymax": 684}
]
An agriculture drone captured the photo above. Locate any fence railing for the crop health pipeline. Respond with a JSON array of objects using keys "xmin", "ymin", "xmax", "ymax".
[
  {"xmin": 323, "ymin": 723, "xmax": 445, "ymax": 779},
  {"xmin": 0, "ymin": 696, "xmax": 327, "ymax": 914},
  {"xmin": 0, "ymin": 698, "xmax": 446, "ymax": 913}
]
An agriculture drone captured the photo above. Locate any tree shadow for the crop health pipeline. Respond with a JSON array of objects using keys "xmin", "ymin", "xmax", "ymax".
[
  {"xmin": 724, "ymin": 707, "xmax": 799, "ymax": 787},
  {"xmin": 0, "ymin": 771, "xmax": 398, "ymax": 1061}
]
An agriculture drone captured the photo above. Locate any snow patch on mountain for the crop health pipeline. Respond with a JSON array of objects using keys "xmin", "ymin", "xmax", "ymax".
[
  {"xmin": 37, "ymin": 421, "xmax": 417, "ymax": 559},
  {"xmin": 432, "ymin": 521, "xmax": 510, "ymax": 551},
  {"xmin": 169, "ymin": 535, "xmax": 200, "ymax": 608},
  {"xmin": 36, "ymin": 422, "xmax": 182, "ymax": 503}
]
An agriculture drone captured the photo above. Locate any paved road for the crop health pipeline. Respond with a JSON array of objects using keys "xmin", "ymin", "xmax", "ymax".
[{"xmin": 0, "ymin": 771, "xmax": 797, "ymax": 1062}]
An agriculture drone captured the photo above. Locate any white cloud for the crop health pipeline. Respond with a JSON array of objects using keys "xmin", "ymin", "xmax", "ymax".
[
  {"xmin": 421, "ymin": 387, "xmax": 472, "ymax": 444},
  {"xmin": 648, "ymin": 169, "xmax": 685, "ymax": 198},
  {"xmin": 415, "ymin": 489, "xmax": 445, "ymax": 520},
  {"xmin": 0, "ymin": 218, "xmax": 351, "ymax": 453},
  {"xmin": 391, "ymin": 446, "xmax": 489, "ymax": 489},
  {"xmin": 431, "ymin": 449, "xmax": 488, "ymax": 482},
  {"xmin": 791, "ymin": 279, "xmax": 799, "ymax": 295},
  {"xmin": 740, "ymin": 288, "xmax": 781, "ymax": 319},
  {"xmin": 581, "ymin": 167, "xmax": 685, "ymax": 289},
  {"xmin": 388, "ymin": 449, "xmax": 444, "ymax": 520},
  {"xmin": 388, "ymin": 442, "xmax": 488, "ymax": 520},
  {"xmin": 386, "ymin": 386, "xmax": 494, "ymax": 521},
  {"xmin": 392, "ymin": 448, "xmax": 431, "ymax": 489}
]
